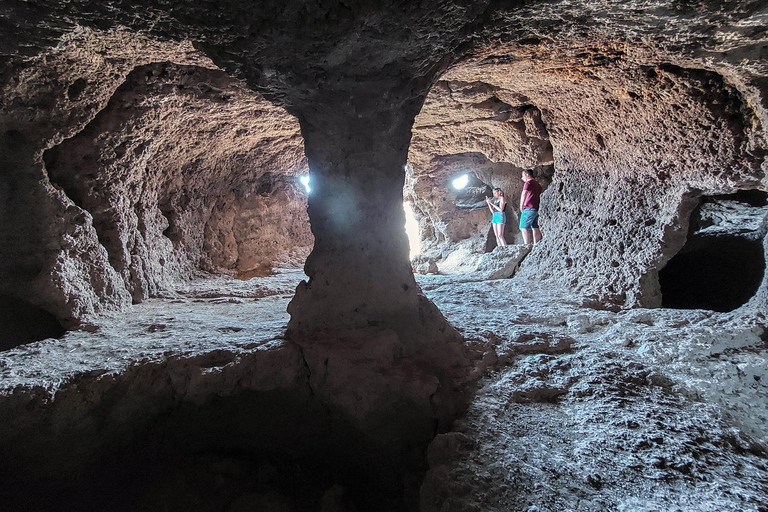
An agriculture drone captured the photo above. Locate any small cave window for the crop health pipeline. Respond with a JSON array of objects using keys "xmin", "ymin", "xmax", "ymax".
[
  {"xmin": 300, "ymin": 175, "xmax": 311, "ymax": 193},
  {"xmin": 452, "ymin": 174, "xmax": 469, "ymax": 190},
  {"xmin": 453, "ymin": 173, "xmax": 492, "ymax": 210},
  {"xmin": 659, "ymin": 190, "xmax": 768, "ymax": 312},
  {"xmin": 0, "ymin": 295, "xmax": 66, "ymax": 351}
]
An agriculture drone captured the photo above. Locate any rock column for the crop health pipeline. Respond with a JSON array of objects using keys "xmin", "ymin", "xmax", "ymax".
[{"xmin": 287, "ymin": 92, "xmax": 449, "ymax": 340}]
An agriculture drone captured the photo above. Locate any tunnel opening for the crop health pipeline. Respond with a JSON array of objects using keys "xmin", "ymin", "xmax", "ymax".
[
  {"xmin": 0, "ymin": 295, "xmax": 66, "ymax": 350},
  {"xmin": 0, "ymin": 380, "xmax": 434, "ymax": 512},
  {"xmin": 36, "ymin": 61, "xmax": 314, "ymax": 311},
  {"xmin": 453, "ymin": 172, "xmax": 492, "ymax": 210},
  {"xmin": 659, "ymin": 191, "xmax": 768, "ymax": 312}
]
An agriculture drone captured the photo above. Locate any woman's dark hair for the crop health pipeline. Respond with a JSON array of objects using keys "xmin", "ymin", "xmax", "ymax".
[{"xmin": 493, "ymin": 187, "xmax": 504, "ymax": 197}]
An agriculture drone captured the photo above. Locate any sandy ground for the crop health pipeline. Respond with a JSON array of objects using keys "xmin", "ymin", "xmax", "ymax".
[{"xmin": 1, "ymin": 267, "xmax": 767, "ymax": 511}]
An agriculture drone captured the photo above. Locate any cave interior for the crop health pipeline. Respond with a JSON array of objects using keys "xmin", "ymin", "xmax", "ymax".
[{"xmin": 1, "ymin": 1, "xmax": 768, "ymax": 511}]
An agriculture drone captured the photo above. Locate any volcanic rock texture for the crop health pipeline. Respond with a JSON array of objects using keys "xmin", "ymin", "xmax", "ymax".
[
  {"xmin": 1, "ymin": 29, "xmax": 311, "ymax": 334},
  {"xmin": 407, "ymin": 19, "xmax": 768, "ymax": 314}
]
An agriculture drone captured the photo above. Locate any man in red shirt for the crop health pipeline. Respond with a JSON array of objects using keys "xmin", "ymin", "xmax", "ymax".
[{"xmin": 519, "ymin": 169, "xmax": 543, "ymax": 245}]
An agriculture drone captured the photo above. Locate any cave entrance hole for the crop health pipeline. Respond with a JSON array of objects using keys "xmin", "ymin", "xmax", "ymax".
[
  {"xmin": 0, "ymin": 295, "xmax": 66, "ymax": 351},
  {"xmin": 659, "ymin": 190, "xmax": 768, "ymax": 311}
]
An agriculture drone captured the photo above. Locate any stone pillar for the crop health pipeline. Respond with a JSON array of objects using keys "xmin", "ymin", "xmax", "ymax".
[{"xmin": 286, "ymin": 94, "xmax": 446, "ymax": 339}]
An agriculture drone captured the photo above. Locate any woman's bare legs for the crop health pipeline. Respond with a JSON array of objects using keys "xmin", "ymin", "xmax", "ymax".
[{"xmin": 494, "ymin": 223, "xmax": 507, "ymax": 247}]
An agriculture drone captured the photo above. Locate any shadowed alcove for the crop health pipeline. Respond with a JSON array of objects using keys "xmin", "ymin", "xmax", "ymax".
[
  {"xmin": 660, "ymin": 190, "xmax": 768, "ymax": 311},
  {"xmin": 0, "ymin": 295, "xmax": 66, "ymax": 350}
]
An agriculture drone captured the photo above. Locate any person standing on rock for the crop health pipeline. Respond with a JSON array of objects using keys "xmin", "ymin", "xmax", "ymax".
[
  {"xmin": 486, "ymin": 187, "xmax": 508, "ymax": 248},
  {"xmin": 519, "ymin": 169, "xmax": 542, "ymax": 245}
]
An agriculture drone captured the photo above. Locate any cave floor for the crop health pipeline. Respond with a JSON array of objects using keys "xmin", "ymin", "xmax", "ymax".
[{"xmin": 1, "ymin": 269, "xmax": 768, "ymax": 511}]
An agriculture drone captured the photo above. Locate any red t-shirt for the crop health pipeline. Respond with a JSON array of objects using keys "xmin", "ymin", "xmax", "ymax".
[{"xmin": 522, "ymin": 179, "xmax": 542, "ymax": 209}]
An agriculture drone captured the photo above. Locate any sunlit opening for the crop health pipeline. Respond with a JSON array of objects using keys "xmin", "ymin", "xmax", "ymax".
[
  {"xmin": 403, "ymin": 201, "xmax": 421, "ymax": 260},
  {"xmin": 452, "ymin": 174, "xmax": 469, "ymax": 190},
  {"xmin": 300, "ymin": 175, "xmax": 311, "ymax": 193}
]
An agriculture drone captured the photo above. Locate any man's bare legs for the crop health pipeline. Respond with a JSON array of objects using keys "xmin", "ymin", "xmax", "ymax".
[{"xmin": 521, "ymin": 228, "xmax": 541, "ymax": 245}]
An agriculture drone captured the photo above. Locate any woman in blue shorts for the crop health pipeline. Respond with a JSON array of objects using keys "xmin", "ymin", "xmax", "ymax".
[{"xmin": 486, "ymin": 188, "xmax": 508, "ymax": 247}]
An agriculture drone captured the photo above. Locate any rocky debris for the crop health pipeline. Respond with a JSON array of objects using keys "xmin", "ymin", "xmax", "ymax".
[
  {"xmin": 476, "ymin": 245, "xmax": 532, "ymax": 280},
  {"xmin": 437, "ymin": 243, "xmax": 531, "ymax": 280},
  {"xmin": 412, "ymin": 255, "xmax": 440, "ymax": 275},
  {"xmin": 419, "ymin": 274, "xmax": 768, "ymax": 512}
]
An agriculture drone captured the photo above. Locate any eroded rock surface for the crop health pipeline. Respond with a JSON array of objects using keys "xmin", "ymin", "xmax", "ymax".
[
  {"xmin": 0, "ymin": 272, "xmax": 766, "ymax": 511},
  {"xmin": 44, "ymin": 62, "xmax": 310, "ymax": 300},
  {"xmin": 1, "ymin": 30, "xmax": 311, "ymax": 331}
]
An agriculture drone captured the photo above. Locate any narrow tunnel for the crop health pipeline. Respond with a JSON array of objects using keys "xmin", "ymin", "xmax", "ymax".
[{"xmin": 659, "ymin": 190, "xmax": 768, "ymax": 312}]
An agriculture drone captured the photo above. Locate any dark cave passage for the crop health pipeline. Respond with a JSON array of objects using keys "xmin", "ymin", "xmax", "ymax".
[
  {"xmin": 659, "ymin": 235, "xmax": 764, "ymax": 311},
  {"xmin": 0, "ymin": 383, "xmax": 430, "ymax": 512},
  {"xmin": 0, "ymin": 295, "xmax": 66, "ymax": 350},
  {"xmin": 659, "ymin": 192, "xmax": 768, "ymax": 312}
]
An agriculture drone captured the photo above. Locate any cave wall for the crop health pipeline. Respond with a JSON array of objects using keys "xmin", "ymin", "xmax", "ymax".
[
  {"xmin": 1, "ymin": 32, "xmax": 311, "ymax": 325},
  {"xmin": 44, "ymin": 62, "xmax": 310, "ymax": 299},
  {"xmin": 407, "ymin": 38, "xmax": 767, "ymax": 309},
  {"xmin": 0, "ymin": 29, "xmax": 214, "ymax": 327}
]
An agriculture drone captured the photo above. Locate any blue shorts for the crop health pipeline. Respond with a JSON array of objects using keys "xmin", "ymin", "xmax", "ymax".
[
  {"xmin": 492, "ymin": 211, "xmax": 506, "ymax": 224},
  {"xmin": 520, "ymin": 208, "xmax": 539, "ymax": 229}
]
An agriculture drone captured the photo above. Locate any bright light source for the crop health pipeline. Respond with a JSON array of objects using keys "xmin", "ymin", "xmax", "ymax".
[
  {"xmin": 300, "ymin": 175, "xmax": 310, "ymax": 193},
  {"xmin": 452, "ymin": 174, "xmax": 469, "ymax": 189},
  {"xmin": 403, "ymin": 201, "xmax": 421, "ymax": 260}
]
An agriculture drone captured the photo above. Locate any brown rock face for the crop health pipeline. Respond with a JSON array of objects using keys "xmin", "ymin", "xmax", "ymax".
[
  {"xmin": 413, "ymin": 49, "xmax": 765, "ymax": 309},
  {"xmin": 1, "ymin": 32, "xmax": 312, "ymax": 327},
  {"xmin": 0, "ymin": 30, "xmax": 213, "ymax": 327},
  {"xmin": 43, "ymin": 62, "xmax": 311, "ymax": 301}
]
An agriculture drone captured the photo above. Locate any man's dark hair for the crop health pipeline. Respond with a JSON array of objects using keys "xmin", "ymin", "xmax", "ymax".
[{"xmin": 523, "ymin": 169, "xmax": 535, "ymax": 178}]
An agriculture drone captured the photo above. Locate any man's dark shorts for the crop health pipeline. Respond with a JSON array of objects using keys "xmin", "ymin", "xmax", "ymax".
[{"xmin": 520, "ymin": 208, "xmax": 539, "ymax": 229}]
